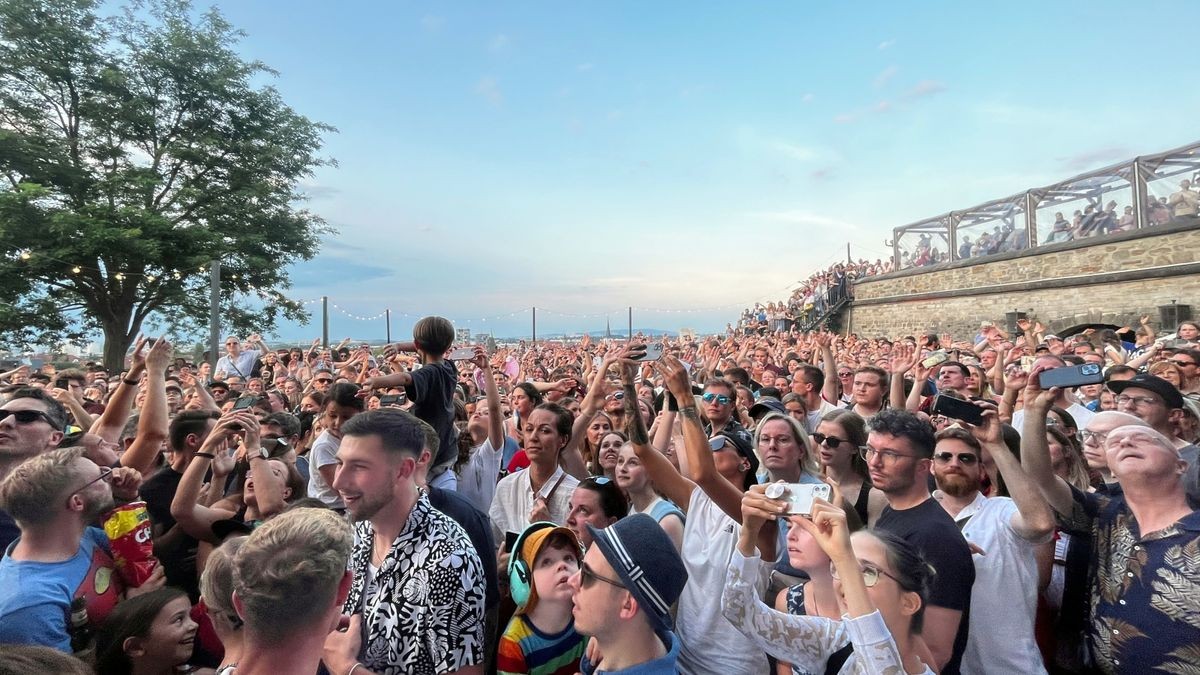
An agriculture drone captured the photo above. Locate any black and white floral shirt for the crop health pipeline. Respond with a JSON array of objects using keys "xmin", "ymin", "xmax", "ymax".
[{"xmin": 344, "ymin": 491, "xmax": 486, "ymax": 675}]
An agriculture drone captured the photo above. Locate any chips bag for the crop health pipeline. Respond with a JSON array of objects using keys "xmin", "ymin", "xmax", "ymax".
[{"xmin": 103, "ymin": 502, "xmax": 158, "ymax": 587}]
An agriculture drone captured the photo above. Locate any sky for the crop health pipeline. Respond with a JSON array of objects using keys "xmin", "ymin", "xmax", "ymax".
[{"xmin": 202, "ymin": 1, "xmax": 1200, "ymax": 342}]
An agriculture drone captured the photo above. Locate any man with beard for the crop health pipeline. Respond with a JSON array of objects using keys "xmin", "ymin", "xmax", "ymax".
[
  {"xmin": 932, "ymin": 417, "xmax": 1055, "ymax": 675},
  {"xmin": 327, "ymin": 408, "xmax": 485, "ymax": 675},
  {"xmin": 0, "ymin": 447, "xmax": 162, "ymax": 649}
]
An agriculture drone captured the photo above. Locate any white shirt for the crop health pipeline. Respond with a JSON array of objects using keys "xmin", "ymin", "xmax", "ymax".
[
  {"xmin": 806, "ymin": 398, "xmax": 840, "ymax": 433},
  {"xmin": 488, "ymin": 465, "xmax": 578, "ymax": 543},
  {"xmin": 307, "ymin": 430, "xmax": 344, "ymax": 508},
  {"xmin": 1011, "ymin": 401, "xmax": 1094, "ymax": 435},
  {"xmin": 214, "ymin": 349, "xmax": 261, "ymax": 380},
  {"xmin": 936, "ymin": 491, "xmax": 1051, "ymax": 675},
  {"xmin": 457, "ymin": 436, "xmax": 503, "ymax": 515},
  {"xmin": 677, "ymin": 487, "xmax": 769, "ymax": 675}
]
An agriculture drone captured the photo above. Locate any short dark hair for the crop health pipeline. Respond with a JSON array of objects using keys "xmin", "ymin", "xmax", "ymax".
[
  {"xmin": 867, "ymin": 409, "xmax": 935, "ymax": 458},
  {"xmin": 168, "ymin": 410, "xmax": 220, "ymax": 451},
  {"xmin": 340, "ymin": 408, "xmax": 425, "ymax": 458},
  {"xmin": 1104, "ymin": 365, "xmax": 1137, "ymax": 382},
  {"xmin": 413, "ymin": 316, "xmax": 455, "ymax": 355},
  {"xmin": 724, "ymin": 367, "xmax": 750, "ymax": 386},
  {"xmin": 855, "ymin": 365, "xmax": 889, "ymax": 387},
  {"xmin": 6, "ymin": 388, "xmax": 67, "ymax": 431},
  {"xmin": 933, "ymin": 427, "xmax": 981, "ymax": 454},
  {"xmin": 578, "ymin": 476, "xmax": 629, "ymax": 520},
  {"xmin": 514, "ymin": 382, "xmax": 544, "ymax": 407},
  {"xmin": 262, "ymin": 412, "xmax": 301, "ymax": 438},
  {"xmin": 796, "ymin": 365, "xmax": 824, "ymax": 391},
  {"xmin": 327, "ymin": 383, "xmax": 364, "ymax": 410},
  {"xmin": 939, "ymin": 361, "xmax": 970, "ymax": 378}
]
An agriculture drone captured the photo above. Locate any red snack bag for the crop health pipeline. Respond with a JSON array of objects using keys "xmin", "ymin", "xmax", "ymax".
[{"xmin": 103, "ymin": 501, "xmax": 159, "ymax": 587}]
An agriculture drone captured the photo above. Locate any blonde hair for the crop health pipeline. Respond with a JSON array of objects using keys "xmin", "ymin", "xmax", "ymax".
[
  {"xmin": 0, "ymin": 447, "xmax": 86, "ymax": 526},
  {"xmin": 200, "ymin": 536, "xmax": 245, "ymax": 620},
  {"xmin": 233, "ymin": 508, "xmax": 353, "ymax": 641},
  {"xmin": 753, "ymin": 412, "xmax": 820, "ymax": 477}
]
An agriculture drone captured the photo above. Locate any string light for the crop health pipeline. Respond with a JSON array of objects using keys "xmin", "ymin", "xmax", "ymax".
[
  {"xmin": 19, "ymin": 252, "xmax": 30, "ymax": 260},
  {"xmin": 72, "ymin": 266, "xmax": 81, "ymax": 274}
]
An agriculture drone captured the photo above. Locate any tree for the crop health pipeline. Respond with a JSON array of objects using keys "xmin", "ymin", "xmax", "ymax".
[{"xmin": 0, "ymin": 0, "xmax": 333, "ymax": 369}]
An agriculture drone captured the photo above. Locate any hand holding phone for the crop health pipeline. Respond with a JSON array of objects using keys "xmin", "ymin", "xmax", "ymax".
[
  {"xmin": 930, "ymin": 394, "xmax": 985, "ymax": 426},
  {"xmin": 764, "ymin": 482, "xmax": 832, "ymax": 516}
]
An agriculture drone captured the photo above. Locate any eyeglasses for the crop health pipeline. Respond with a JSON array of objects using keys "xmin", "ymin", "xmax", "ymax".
[
  {"xmin": 579, "ymin": 561, "xmax": 624, "ymax": 590},
  {"xmin": 0, "ymin": 409, "xmax": 58, "ymax": 427},
  {"xmin": 1171, "ymin": 360, "xmax": 1197, "ymax": 368},
  {"xmin": 933, "ymin": 451, "xmax": 979, "ymax": 465},
  {"xmin": 315, "ymin": 378, "xmax": 333, "ymax": 384},
  {"xmin": 73, "ymin": 466, "xmax": 113, "ymax": 494},
  {"xmin": 829, "ymin": 560, "xmax": 903, "ymax": 588},
  {"xmin": 1079, "ymin": 429, "xmax": 1109, "ymax": 446},
  {"xmin": 811, "ymin": 433, "xmax": 848, "ymax": 448},
  {"xmin": 860, "ymin": 446, "xmax": 917, "ymax": 463},
  {"xmin": 702, "ymin": 393, "xmax": 732, "ymax": 405},
  {"xmin": 1115, "ymin": 394, "xmax": 1161, "ymax": 408}
]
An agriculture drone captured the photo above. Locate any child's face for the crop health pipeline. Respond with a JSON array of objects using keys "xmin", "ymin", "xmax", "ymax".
[{"xmin": 532, "ymin": 540, "xmax": 580, "ymax": 606}]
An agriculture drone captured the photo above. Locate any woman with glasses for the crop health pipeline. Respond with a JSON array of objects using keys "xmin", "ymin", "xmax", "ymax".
[
  {"xmin": 565, "ymin": 475, "xmax": 628, "ymax": 549},
  {"xmin": 725, "ymin": 494, "xmax": 935, "ymax": 674},
  {"xmin": 814, "ymin": 410, "xmax": 885, "ymax": 525}
]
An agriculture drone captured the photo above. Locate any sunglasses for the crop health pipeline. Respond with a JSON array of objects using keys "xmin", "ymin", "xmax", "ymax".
[
  {"xmin": 0, "ymin": 409, "xmax": 58, "ymax": 427},
  {"xmin": 315, "ymin": 378, "xmax": 333, "ymax": 384},
  {"xmin": 933, "ymin": 452, "xmax": 979, "ymax": 465},
  {"xmin": 702, "ymin": 393, "xmax": 732, "ymax": 405},
  {"xmin": 579, "ymin": 561, "xmax": 624, "ymax": 590},
  {"xmin": 810, "ymin": 433, "xmax": 848, "ymax": 449},
  {"xmin": 584, "ymin": 476, "xmax": 613, "ymax": 487}
]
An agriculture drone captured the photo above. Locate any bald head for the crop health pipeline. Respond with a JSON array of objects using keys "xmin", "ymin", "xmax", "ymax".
[{"xmin": 1088, "ymin": 411, "xmax": 1149, "ymax": 432}]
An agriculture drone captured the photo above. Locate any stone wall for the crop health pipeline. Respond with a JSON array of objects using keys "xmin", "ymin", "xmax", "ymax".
[{"xmin": 846, "ymin": 222, "xmax": 1200, "ymax": 337}]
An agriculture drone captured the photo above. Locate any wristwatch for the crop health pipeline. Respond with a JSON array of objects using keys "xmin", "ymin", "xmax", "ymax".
[{"xmin": 248, "ymin": 447, "xmax": 269, "ymax": 461}]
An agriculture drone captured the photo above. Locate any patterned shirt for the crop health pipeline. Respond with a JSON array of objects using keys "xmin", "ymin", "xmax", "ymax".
[
  {"xmin": 343, "ymin": 492, "xmax": 486, "ymax": 675},
  {"xmin": 1057, "ymin": 486, "xmax": 1200, "ymax": 674}
]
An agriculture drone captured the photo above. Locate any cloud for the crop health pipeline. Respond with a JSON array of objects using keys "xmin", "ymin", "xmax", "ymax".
[
  {"xmin": 298, "ymin": 180, "xmax": 339, "ymax": 200},
  {"xmin": 874, "ymin": 65, "xmax": 899, "ymax": 88},
  {"xmin": 904, "ymin": 80, "xmax": 947, "ymax": 99},
  {"xmin": 874, "ymin": 100, "xmax": 893, "ymax": 113},
  {"xmin": 1056, "ymin": 146, "xmax": 1131, "ymax": 170},
  {"xmin": 474, "ymin": 77, "xmax": 503, "ymax": 106},
  {"xmin": 420, "ymin": 15, "xmax": 444, "ymax": 32},
  {"xmin": 748, "ymin": 209, "xmax": 862, "ymax": 231},
  {"xmin": 878, "ymin": 39, "xmax": 896, "ymax": 50},
  {"xmin": 802, "ymin": 93, "xmax": 814, "ymax": 103},
  {"xmin": 489, "ymin": 34, "xmax": 511, "ymax": 52},
  {"xmin": 577, "ymin": 62, "xmax": 594, "ymax": 72}
]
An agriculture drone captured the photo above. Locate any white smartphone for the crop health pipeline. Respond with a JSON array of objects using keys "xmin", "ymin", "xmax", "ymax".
[
  {"xmin": 630, "ymin": 343, "xmax": 666, "ymax": 362},
  {"xmin": 447, "ymin": 347, "xmax": 477, "ymax": 361},
  {"xmin": 765, "ymin": 482, "xmax": 832, "ymax": 516}
]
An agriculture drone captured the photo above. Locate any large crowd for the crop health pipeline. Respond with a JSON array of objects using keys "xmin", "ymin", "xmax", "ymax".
[
  {"xmin": 0, "ymin": 308, "xmax": 1199, "ymax": 675},
  {"xmin": 737, "ymin": 258, "xmax": 889, "ymax": 334}
]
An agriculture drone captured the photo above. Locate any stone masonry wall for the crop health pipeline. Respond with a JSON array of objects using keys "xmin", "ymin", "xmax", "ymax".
[{"xmin": 846, "ymin": 223, "xmax": 1200, "ymax": 338}]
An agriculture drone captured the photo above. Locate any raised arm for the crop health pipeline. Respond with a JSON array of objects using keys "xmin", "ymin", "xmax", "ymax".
[
  {"xmin": 889, "ymin": 343, "xmax": 919, "ymax": 411},
  {"xmin": 89, "ymin": 337, "xmax": 146, "ymax": 443},
  {"xmin": 624, "ymin": 352, "xmax": 696, "ymax": 512},
  {"xmin": 120, "ymin": 338, "xmax": 172, "ymax": 476},
  {"xmin": 1019, "ymin": 368, "xmax": 1075, "ymax": 516},
  {"xmin": 969, "ymin": 405, "xmax": 1054, "ymax": 540},
  {"xmin": 816, "ymin": 333, "xmax": 840, "ymax": 404},
  {"xmin": 170, "ymin": 411, "xmax": 246, "ymax": 543}
]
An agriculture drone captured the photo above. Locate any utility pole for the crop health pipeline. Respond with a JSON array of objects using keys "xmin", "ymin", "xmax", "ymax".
[
  {"xmin": 322, "ymin": 296, "xmax": 329, "ymax": 348},
  {"xmin": 207, "ymin": 261, "xmax": 220, "ymax": 369}
]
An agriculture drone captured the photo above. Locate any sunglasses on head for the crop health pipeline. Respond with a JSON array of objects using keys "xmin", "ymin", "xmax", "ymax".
[
  {"xmin": 702, "ymin": 392, "xmax": 732, "ymax": 405},
  {"xmin": 0, "ymin": 409, "xmax": 58, "ymax": 427},
  {"xmin": 810, "ymin": 433, "xmax": 848, "ymax": 448}
]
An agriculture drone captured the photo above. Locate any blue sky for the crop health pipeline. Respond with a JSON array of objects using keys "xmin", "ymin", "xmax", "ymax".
[{"xmin": 209, "ymin": 1, "xmax": 1200, "ymax": 341}]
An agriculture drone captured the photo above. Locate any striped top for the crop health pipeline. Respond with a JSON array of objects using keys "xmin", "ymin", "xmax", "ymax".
[{"xmin": 497, "ymin": 614, "xmax": 585, "ymax": 675}]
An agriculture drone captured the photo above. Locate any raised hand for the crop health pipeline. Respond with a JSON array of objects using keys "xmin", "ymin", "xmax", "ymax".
[{"xmin": 889, "ymin": 341, "xmax": 919, "ymax": 375}]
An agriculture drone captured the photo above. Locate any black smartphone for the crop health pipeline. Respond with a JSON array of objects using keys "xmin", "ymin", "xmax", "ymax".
[
  {"xmin": 505, "ymin": 531, "xmax": 521, "ymax": 552},
  {"xmin": 931, "ymin": 394, "xmax": 985, "ymax": 426},
  {"xmin": 1038, "ymin": 364, "xmax": 1104, "ymax": 389},
  {"xmin": 55, "ymin": 377, "xmax": 70, "ymax": 389},
  {"xmin": 378, "ymin": 394, "xmax": 405, "ymax": 407},
  {"xmin": 232, "ymin": 396, "xmax": 258, "ymax": 410}
]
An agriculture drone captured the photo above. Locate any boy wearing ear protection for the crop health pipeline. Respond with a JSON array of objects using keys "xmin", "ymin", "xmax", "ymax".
[{"xmin": 497, "ymin": 522, "xmax": 586, "ymax": 675}]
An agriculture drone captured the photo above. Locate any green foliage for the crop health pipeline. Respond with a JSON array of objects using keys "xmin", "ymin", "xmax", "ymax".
[{"xmin": 0, "ymin": 0, "xmax": 334, "ymax": 367}]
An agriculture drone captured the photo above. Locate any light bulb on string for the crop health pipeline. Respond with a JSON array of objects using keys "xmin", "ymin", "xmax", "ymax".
[
  {"xmin": 71, "ymin": 266, "xmax": 81, "ymax": 274},
  {"xmin": 19, "ymin": 252, "xmax": 30, "ymax": 260},
  {"xmin": 114, "ymin": 273, "xmax": 125, "ymax": 280}
]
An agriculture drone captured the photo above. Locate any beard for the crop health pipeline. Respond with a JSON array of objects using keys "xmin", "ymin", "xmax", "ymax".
[
  {"xmin": 84, "ymin": 491, "xmax": 117, "ymax": 523},
  {"xmin": 345, "ymin": 488, "xmax": 394, "ymax": 523},
  {"xmin": 936, "ymin": 471, "xmax": 977, "ymax": 498}
]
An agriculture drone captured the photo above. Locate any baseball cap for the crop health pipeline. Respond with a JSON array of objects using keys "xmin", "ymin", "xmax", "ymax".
[
  {"xmin": 749, "ymin": 398, "xmax": 786, "ymax": 419},
  {"xmin": 587, "ymin": 514, "xmax": 688, "ymax": 634},
  {"xmin": 1108, "ymin": 373, "xmax": 1185, "ymax": 409}
]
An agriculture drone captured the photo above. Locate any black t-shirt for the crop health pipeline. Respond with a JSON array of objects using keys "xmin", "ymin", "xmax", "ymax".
[
  {"xmin": 875, "ymin": 497, "xmax": 975, "ymax": 675},
  {"xmin": 0, "ymin": 509, "xmax": 18, "ymax": 555},
  {"xmin": 428, "ymin": 486, "xmax": 498, "ymax": 610},
  {"xmin": 137, "ymin": 467, "xmax": 200, "ymax": 600},
  {"xmin": 407, "ymin": 360, "xmax": 459, "ymax": 478}
]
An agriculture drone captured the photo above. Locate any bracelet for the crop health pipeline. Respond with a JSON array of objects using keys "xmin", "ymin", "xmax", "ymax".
[
  {"xmin": 348, "ymin": 664, "xmax": 364, "ymax": 675},
  {"xmin": 194, "ymin": 452, "xmax": 215, "ymax": 460},
  {"xmin": 123, "ymin": 378, "xmax": 139, "ymax": 386}
]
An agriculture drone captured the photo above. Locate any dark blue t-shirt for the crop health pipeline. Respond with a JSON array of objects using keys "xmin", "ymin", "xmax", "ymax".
[{"xmin": 407, "ymin": 361, "xmax": 459, "ymax": 478}]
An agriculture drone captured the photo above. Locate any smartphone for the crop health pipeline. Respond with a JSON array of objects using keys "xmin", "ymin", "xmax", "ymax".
[
  {"xmin": 630, "ymin": 343, "xmax": 666, "ymax": 362},
  {"xmin": 232, "ymin": 396, "xmax": 258, "ymax": 410},
  {"xmin": 765, "ymin": 482, "xmax": 832, "ymax": 516},
  {"xmin": 448, "ymin": 347, "xmax": 478, "ymax": 361},
  {"xmin": 1038, "ymin": 364, "xmax": 1104, "ymax": 389},
  {"xmin": 931, "ymin": 394, "xmax": 985, "ymax": 426},
  {"xmin": 55, "ymin": 377, "xmax": 70, "ymax": 389},
  {"xmin": 921, "ymin": 350, "xmax": 949, "ymax": 369},
  {"xmin": 505, "ymin": 531, "xmax": 521, "ymax": 552},
  {"xmin": 378, "ymin": 394, "xmax": 406, "ymax": 407}
]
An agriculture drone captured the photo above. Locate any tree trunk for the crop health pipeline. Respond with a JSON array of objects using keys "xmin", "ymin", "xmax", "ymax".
[{"xmin": 100, "ymin": 309, "xmax": 141, "ymax": 372}]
